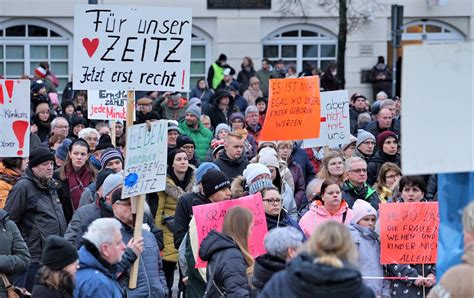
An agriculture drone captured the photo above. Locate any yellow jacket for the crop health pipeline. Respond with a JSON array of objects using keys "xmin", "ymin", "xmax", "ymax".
[{"xmin": 0, "ymin": 163, "xmax": 21, "ymax": 209}]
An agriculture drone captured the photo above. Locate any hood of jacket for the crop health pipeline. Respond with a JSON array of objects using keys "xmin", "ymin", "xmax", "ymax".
[
  {"xmin": 266, "ymin": 209, "xmax": 291, "ymax": 229},
  {"xmin": 199, "ymin": 230, "xmax": 238, "ymax": 262},
  {"xmin": 252, "ymin": 253, "xmax": 286, "ymax": 289},
  {"xmin": 283, "ymin": 253, "xmax": 365, "ymax": 295},
  {"xmin": 217, "ymin": 150, "xmax": 247, "ymax": 166},
  {"xmin": 0, "ymin": 209, "xmax": 8, "ymax": 223},
  {"xmin": 0, "ymin": 164, "xmax": 21, "ymax": 185}
]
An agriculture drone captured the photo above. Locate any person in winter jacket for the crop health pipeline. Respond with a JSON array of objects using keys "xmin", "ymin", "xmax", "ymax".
[
  {"xmin": 216, "ymin": 68, "xmax": 240, "ymax": 91},
  {"xmin": 229, "ymin": 112, "xmax": 257, "ymax": 160},
  {"xmin": 4, "ymin": 147, "xmax": 67, "ymax": 292},
  {"xmin": 252, "ymin": 227, "xmax": 304, "ymax": 293},
  {"xmin": 349, "ymin": 93, "xmax": 368, "ymax": 135},
  {"xmin": 320, "ymin": 63, "xmax": 341, "ymax": 91},
  {"xmin": 364, "ymin": 108, "xmax": 401, "ymax": 141},
  {"xmin": 54, "ymin": 139, "xmax": 96, "ymax": 224},
  {"xmin": 161, "ymin": 92, "xmax": 189, "ymax": 121},
  {"xmin": 255, "ymin": 97, "xmax": 267, "ymax": 127},
  {"xmin": 277, "ymin": 141, "xmax": 307, "ymax": 209},
  {"xmin": 373, "ymin": 162, "xmax": 402, "ymax": 203},
  {"xmin": 32, "ymin": 101, "xmax": 53, "ymax": 142},
  {"xmin": 290, "ymin": 141, "xmax": 316, "ymax": 186},
  {"xmin": 199, "ymin": 206, "xmax": 254, "ymax": 297},
  {"xmin": 179, "ymin": 105, "xmax": 213, "ymax": 162},
  {"xmin": 0, "ymin": 210, "xmax": 31, "ymax": 297},
  {"xmin": 237, "ymin": 57, "xmax": 257, "ymax": 95},
  {"xmin": 342, "ymin": 157, "xmax": 380, "ymax": 210},
  {"xmin": 255, "ymin": 58, "xmax": 272, "ymax": 98},
  {"xmin": 189, "ymin": 79, "xmax": 214, "ymax": 106},
  {"xmin": 242, "ymin": 76, "xmax": 263, "ymax": 106},
  {"xmin": 244, "ymin": 105, "xmax": 262, "ymax": 141},
  {"xmin": 213, "ymin": 132, "xmax": 249, "ymax": 181},
  {"xmin": 75, "ymin": 218, "xmax": 143, "ymax": 298},
  {"xmin": 386, "ymin": 176, "xmax": 436, "ymax": 297},
  {"xmin": 31, "ymin": 235, "xmax": 78, "ymax": 298},
  {"xmin": 207, "ymin": 89, "xmax": 237, "ymax": 129},
  {"xmin": 207, "ymin": 53, "xmax": 235, "ymax": 91},
  {"xmin": 176, "ymin": 135, "xmax": 200, "ymax": 167},
  {"xmin": 0, "ymin": 158, "xmax": 28, "ymax": 208},
  {"xmin": 112, "ymin": 191, "xmax": 168, "ymax": 298},
  {"xmin": 355, "ymin": 129, "xmax": 376, "ymax": 163},
  {"xmin": 349, "ymin": 200, "xmax": 390, "ymax": 297},
  {"xmin": 260, "ymin": 221, "xmax": 374, "ymax": 298},
  {"xmin": 367, "ymin": 131, "xmax": 401, "ymax": 186},
  {"xmin": 299, "ymin": 179, "xmax": 353, "ymax": 238},
  {"xmin": 368, "ymin": 56, "xmax": 392, "ymax": 98},
  {"xmin": 155, "ymin": 149, "xmax": 195, "ymax": 296},
  {"xmin": 428, "ymin": 201, "xmax": 474, "ymax": 298}
]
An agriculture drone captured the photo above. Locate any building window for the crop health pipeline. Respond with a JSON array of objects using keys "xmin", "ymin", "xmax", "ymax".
[
  {"xmin": 190, "ymin": 27, "xmax": 212, "ymax": 91},
  {"xmin": 0, "ymin": 20, "xmax": 72, "ymax": 94},
  {"xmin": 402, "ymin": 20, "xmax": 465, "ymax": 44},
  {"xmin": 262, "ymin": 25, "xmax": 337, "ymax": 73}
]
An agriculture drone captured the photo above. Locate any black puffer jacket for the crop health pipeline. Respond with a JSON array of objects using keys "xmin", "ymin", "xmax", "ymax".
[
  {"xmin": 213, "ymin": 150, "xmax": 249, "ymax": 182},
  {"xmin": 251, "ymin": 254, "xmax": 286, "ymax": 291},
  {"xmin": 4, "ymin": 168, "xmax": 67, "ymax": 262},
  {"xmin": 199, "ymin": 230, "xmax": 250, "ymax": 297},
  {"xmin": 31, "ymin": 276, "xmax": 74, "ymax": 298},
  {"xmin": 367, "ymin": 150, "xmax": 401, "ymax": 186},
  {"xmin": 0, "ymin": 210, "xmax": 31, "ymax": 297},
  {"xmin": 260, "ymin": 253, "xmax": 375, "ymax": 298}
]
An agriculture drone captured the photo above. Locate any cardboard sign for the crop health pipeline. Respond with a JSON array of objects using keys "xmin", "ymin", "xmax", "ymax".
[
  {"xmin": 0, "ymin": 80, "xmax": 30, "ymax": 157},
  {"xmin": 192, "ymin": 193, "xmax": 267, "ymax": 268},
  {"xmin": 380, "ymin": 202, "xmax": 439, "ymax": 264},
  {"xmin": 73, "ymin": 5, "xmax": 192, "ymax": 91},
  {"xmin": 88, "ymin": 90, "xmax": 128, "ymax": 120},
  {"xmin": 302, "ymin": 90, "xmax": 350, "ymax": 148},
  {"xmin": 122, "ymin": 120, "xmax": 167, "ymax": 198},
  {"xmin": 259, "ymin": 76, "xmax": 321, "ymax": 141}
]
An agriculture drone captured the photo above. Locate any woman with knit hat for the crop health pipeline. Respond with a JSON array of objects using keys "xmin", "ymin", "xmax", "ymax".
[
  {"xmin": 229, "ymin": 112, "xmax": 257, "ymax": 160},
  {"xmin": 349, "ymin": 199, "xmax": 390, "ymax": 297},
  {"xmin": 367, "ymin": 130, "xmax": 401, "ymax": 186},
  {"xmin": 68, "ymin": 116, "xmax": 87, "ymax": 140},
  {"xmin": 54, "ymin": 139, "xmax": 96, "ymax": 224},
  {"xmin": 31, "ymin": 235, "xmax": 78, "ymax": 297},
  {"xmin": 32, "ymin": 101, "xmax": 53, "ymax": 142},
  {"xmin": 155, "ymin": 148, "xmax": 195, "ymax": 296}
]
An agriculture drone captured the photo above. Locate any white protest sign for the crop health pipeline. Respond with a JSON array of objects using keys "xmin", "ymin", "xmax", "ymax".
[
  {"xmin": 73, "ymin": 5, "xmax": 192, "ymax": 91},
  {"xmin": 122, "ymin": 120, "xmax": 168, "ymax": 198},
  {"xmin": 0, "ymin": 80, "xmax": 30, "ymax": 157},
  {"xmin": 303, "ymin": 90, "xmax": 350, "ymax": 148},
  {"xmin": 88, "ymin": 90, "xmax": 127, "ymax": 120},
  {"xmin": 402, "ymin": 43, "xmax": 473, "ymax": 174}
]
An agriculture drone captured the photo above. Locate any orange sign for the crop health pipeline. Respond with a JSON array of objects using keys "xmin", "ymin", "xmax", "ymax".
[
  {"xmin": 259, "ymin": 76, "xmax": 321, "ymax": 141},
  {"xmin": 379, "ymin": 202, "xmax": 439, "ymax": 264}
]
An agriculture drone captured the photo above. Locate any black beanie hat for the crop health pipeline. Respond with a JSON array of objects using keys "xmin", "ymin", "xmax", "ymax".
[
  {"xmin": 29, "ymin": 147, "xmax": 55, "ymax": 168},
  {"xmin": 60, "ymin": 100, "xmax": 75, "ymax": 112},
  {"xmin": 95, "ymin": 134, "xmax": 114, "ymax": 151},
  {"xmin": 41, "ymin": 235, "xmax": 78, "ymax": 270},
  {"xmin": 96, "ymin": 168, "xmax": 116, "ymax": 190},
  {"xmin": 71, "ymin": 116, "xmax": 87, "ymax": 129},
  {"xmin": 176, "ymin": 135, "xmax": 195, "ymax": 149},
  {"xmin": 202, "ymin": 169, "xmax": 231, "ymax": 198},
  {"xmin": 167, "ymin": 148, "xmax": 187, "ymax": 167}
]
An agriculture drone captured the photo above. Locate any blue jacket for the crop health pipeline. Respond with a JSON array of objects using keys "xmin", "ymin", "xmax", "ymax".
[
  {"xmin": 74, "ymin": 244, "xmax": 124, "ymax": 298},
  {"xmin": 118, "ymin": 222, "xmax": 168, "ymax": 298}
]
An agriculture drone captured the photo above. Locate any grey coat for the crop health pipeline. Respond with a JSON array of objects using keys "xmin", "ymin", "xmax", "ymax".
[
  {"xmin": 0, "ymin": 210, "xmax": 31, "ymax": 298},
  {"xmin": 349, "ymin": 223, "xmax": 390, "ymax": 297}
]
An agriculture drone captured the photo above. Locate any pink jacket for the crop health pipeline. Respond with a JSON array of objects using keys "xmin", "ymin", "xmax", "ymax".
[{"xmin": 299, "ymin": 200, "xmax": 354, "ymax": 238}]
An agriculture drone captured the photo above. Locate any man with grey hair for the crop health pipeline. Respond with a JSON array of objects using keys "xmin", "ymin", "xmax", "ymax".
[
  {"xmin": 245, "ymin": 105, "xmax": 262, "ymax": 141},
  {"xmin": 341, "ymin": 157, "xmax": 380, "ymax": 210},
  {"xmin": 252, "ymin": 227, "xmax": 304, "ymax": 292},
  {"xmin": 75, "ymin": 218, "xmax": 143, "ymax": 298},
  {"xmin": 40, "ymin": 116, "xmax": 70, "ymax": 147}
]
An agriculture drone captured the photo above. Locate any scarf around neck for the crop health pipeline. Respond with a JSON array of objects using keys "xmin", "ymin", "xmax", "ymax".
[{"xmin": 66, "ymin": 163, "xmax": 92, "ymax": 210}]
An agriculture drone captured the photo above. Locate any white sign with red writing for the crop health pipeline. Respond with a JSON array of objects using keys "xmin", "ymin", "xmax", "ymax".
[
  {"xmin": 88, "ymin": 90, "xmax": 128, "ymax": 120},
  {"xmin": 73, "ymin": 5, "xmax": 192, "ymax": 91},
  {"xmin": 0, "ymin": 80, "xmax": 30, "ymax": 157}
]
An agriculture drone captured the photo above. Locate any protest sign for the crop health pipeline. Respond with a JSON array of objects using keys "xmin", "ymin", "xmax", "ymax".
[
  {"xmin": 192, "ymin": 193, "xmax": 267, "ymax": 268},
  {"xmin": 259, "ymin": 76, "xmax": 321, "ymax": 141},
  {"xmin": 0, "ymin": 80, "xmax": 30, "ymax": 157},
  {"xmin": 302, "ymin": 90, "xmax": 350, "ymax": 148},
  {"xmin": 88, "ymin": 90, "xmax": 127, "ymax": 120},
  {"xmin": 73, "ymin": 5, "xmax": 192, "ymax": 91},
  {"xmin": 122, "ymin": 120, "xmax": 167, "ymax": 198},
  {"xmin": 380, "ymin": 202, "xmax": 439, "ymax": 264}
]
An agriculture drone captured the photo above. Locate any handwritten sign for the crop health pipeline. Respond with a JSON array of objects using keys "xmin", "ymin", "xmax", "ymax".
[
  {"xmin": 88, "ymin": 90, "xmax": 128, "ymax": 120},
  {"xmin": 192, "ymin": 193, "xmax": 267, "ymax": 268},
  {"xmin": 259, "ymin": 76, "xmax": 321, "ymax": 141},
  {"xmin": 73, "ymin": 5, "xmax": 192, "ymax": 91},
  {"xmin": 122, "ymin": 120, "xmax": 167, "ymax": 198},
  {"xmin": 0, "ymin": 80, "xmax": 30, "ymax": 157},
  {"xmin": 380, "ymin": 202, "xmax": 439, "ymax": 264},
  {"xmin": 302, "ymin": 90, "xmax": 350, "ymax": 148}
]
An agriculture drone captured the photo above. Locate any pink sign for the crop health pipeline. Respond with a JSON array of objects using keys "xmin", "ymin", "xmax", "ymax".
[{"xmin": 192, "ymin": 193, "xmax": 268, "ymax": 268}]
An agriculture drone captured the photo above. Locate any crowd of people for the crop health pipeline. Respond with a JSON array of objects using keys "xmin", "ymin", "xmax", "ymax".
[{"xmin": 0, "ymin": 54, "xmax": 472, "ymax": 298}]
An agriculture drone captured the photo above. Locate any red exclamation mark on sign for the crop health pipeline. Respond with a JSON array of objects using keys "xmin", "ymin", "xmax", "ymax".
[
  {"xmin": 12, "ymin": 120, "xmax": 29, "ymax": 156},
  {"xmin": 0, "ymin": 83, "xmax": 4, "ymax": 105},
  {"xmin": 5, "ymin": 80, "xmax": 14, "ymax": 102},
  {"xmin": 181, "ymin": 70, "xmax": 185, "ymax": 90}
]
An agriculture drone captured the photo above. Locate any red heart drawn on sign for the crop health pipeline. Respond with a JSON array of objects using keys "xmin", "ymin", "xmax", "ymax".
[{"xmin": 82, "ymin": 38, "xmax": 99, "ymax": 58}]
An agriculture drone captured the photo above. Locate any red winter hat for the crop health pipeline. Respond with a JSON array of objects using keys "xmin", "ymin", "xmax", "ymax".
[
  {"xmin": 35, "ymin": 66, "xmax": 47, "ymax": 78},
  {"xmin": 376, "ymin": 131, "xmax": 398, "ymax": 149}
]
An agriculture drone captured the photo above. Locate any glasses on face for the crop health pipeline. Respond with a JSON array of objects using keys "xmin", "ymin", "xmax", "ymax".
[
  {"xmin": 386, "ymin": 174, "xmax": 400, "ymax": 180},
  {"xmin": 349, "ymin": 168, "xmax": 367, "ymax": 174},
  {"xmin": 263, "ymin": 198, "xmax": 282, "ymax": 205},
  {"xmin": 182, "ymin": 145, "xmax": 195, "ymax": 150},
  {"xmin": 56, "ymin": 125, "xmax": 69, "ymax": 129}
]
